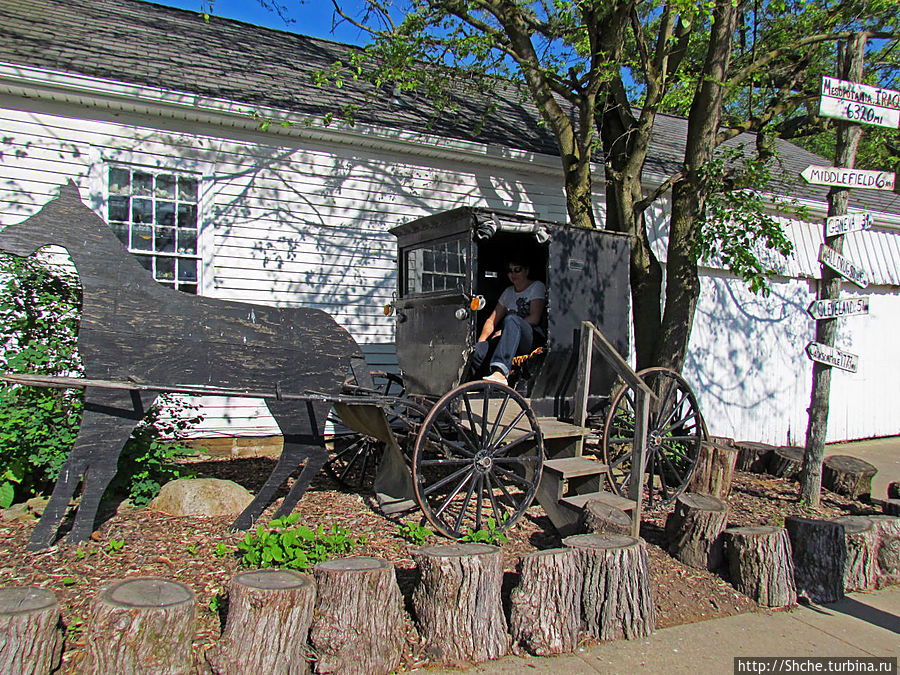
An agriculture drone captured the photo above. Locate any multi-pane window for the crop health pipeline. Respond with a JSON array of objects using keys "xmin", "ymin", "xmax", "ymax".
[
  {"xmin": 107, "ymin": 166, "xmax": 200, "ymax": 294},
  {"xmin": 405, "ymin": 238, "xmax": 468, "ymax": 295}
]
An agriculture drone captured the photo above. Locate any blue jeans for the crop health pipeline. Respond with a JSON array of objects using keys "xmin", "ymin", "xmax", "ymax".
[{"xmin": 471, "ymin": 314, "xmax": 537, "ymax": 377}]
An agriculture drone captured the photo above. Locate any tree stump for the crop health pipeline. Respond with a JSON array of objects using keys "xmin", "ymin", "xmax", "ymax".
[
  {"xmin": 688, "ymin": 441, "xmax": 738, "ymax": 498},
  {"xmin": 206, "ymin": 569, "xmax": 315, "ymax": 675},
  {"xmin": 412, "ymin": 544, "xmax": 510, "ymax": 665},
  {"xmin": 83, "ymin": 577, "xmax": 195, "ymax": 675},
  {"xmin": 822, "ymin": 455, "xmax": 878, "ymax": 500},
  {"xmin": 310, "ymin": 557, "xmax": 407, "ymax": 675},
  {"xmin": 733, "ymin": 441, "xmax": 775, "ymax": 473},
  {"xmin": 0, "ymin": 587, "xmax": 62, "ymax": 675},
  {"xmin": 664, "ymin": 493, "xmax": 729, "ymax": 571},
  {"xmin": 563, "ymin": 534, "xmax": 656, "ymax": 641},
  {"xmin": 509, "ymin": 548, "xmax": 580, "ymax": 656},
  {"xmin": 869, "ymin": 515, "xmax": 900, "ymax": 588},
  {"xmin": 768, "ymin": 446, "xmax": 804, "ymax": 481},
  {"xmin": 724, "ymin": 526, "xmax": 796, "ymax": 607},
  {"xmin": 833, "ymin": 516, "xmax": 879, "ymax": 593},
  {"xmin": 709, "ymin": 436, "xmax": 735, "ymax": 448},
  {"xmin": 883, "ymin": 500, "xmax": 900, "ymax": 516},
  {"xmin": 888, "ymin": 482, "xmax": 900, "ymax": 499},
  {"xmin": 579, "ymin": 500, "xmax": 632, "ymax": 536},
  {"xmin": 784, "ymin": 516, "xmax": 845, "ymax": 603}
]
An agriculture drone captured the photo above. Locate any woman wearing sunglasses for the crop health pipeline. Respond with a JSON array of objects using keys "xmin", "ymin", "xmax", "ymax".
[{"xmin": 471, "ymin": 256, "xmax": 546, "ymax": 386}]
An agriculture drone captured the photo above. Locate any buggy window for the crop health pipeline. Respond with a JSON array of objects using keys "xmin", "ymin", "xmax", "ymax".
[{"xmin": 405, "ymin": 237, "xmax": 467, "ymax": 295}]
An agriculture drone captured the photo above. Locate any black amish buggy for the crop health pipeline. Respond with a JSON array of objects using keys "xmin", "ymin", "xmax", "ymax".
[{"xmin": 0, "ymin": 190, "xmax": 705, "ymax": 548}]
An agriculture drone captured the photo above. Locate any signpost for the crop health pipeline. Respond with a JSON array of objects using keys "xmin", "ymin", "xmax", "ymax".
[
  {"xmin": 819, "ymin": 245, "xmax": 868, "ymax": 288},
  {"xmin": 801, "ymin": 165, "xmax": 896, "ymax": 191},
  {"xmin": 805, "ymin": 342, "xmax": 859, "ymax": 373},
  {"xmin": 825, "ymin": 211, "xmax": 873, "ymax": 237},
  {"xmin": 819, "ymin": 77, "xmax": 900, "ymax": 129},
  {"xmin": 807, "ymin": 296, "xmax": 870, "ymax": 320}
]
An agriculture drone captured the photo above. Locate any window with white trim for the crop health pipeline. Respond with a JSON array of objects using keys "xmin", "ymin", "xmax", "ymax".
[{"xmin": 106, "ymin": 166, "xmax": 200, "ymax": 294}]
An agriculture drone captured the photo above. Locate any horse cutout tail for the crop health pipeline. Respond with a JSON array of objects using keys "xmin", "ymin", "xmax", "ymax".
[{"xmin": 0, "ymin": 181, "xmax": 363, "ymax": 549}]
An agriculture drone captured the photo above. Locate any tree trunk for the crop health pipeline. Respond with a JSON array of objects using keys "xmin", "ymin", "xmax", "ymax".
[
  {"xmin": 665, "ymin": 493, "xmax": 729, "ymax": 570},
  {"xmin": 724, "ymin": 526, "xmax": 797, "ymax": 607},
  {"xmin": 509, "ymin": 548, "xmax": 580, "ymax": 656},
  {"xmin": 869, "ymin": 515, "xmax": 900, "ymax": 588},
  {"xmin": 822, "ymin": 455, "xmax": 878, "ymax": 500},
  {"xmin": 784, "ymin": 516, "xmax": 845, "ymax": 603},
  {"xmin": 734, "ymin": 441, "xmax": 776, "ymax": 473},
  {"xmin": 768, "ymin": 446, "xmax": 804, "ymax": 481},
  {"xmin": 310, "ymin": 557, "xmax": 407, "ymax": 675},
  {"xmin": 563, "ymin": 534, "xmax": 656, "ymax": 641},
  {"xmin": 206, "ymin": 569, "xmax": 315, "ymax": 675},
  {"xmin": 834, "ymin": 515, "xmax": 879, "ymax": 592},
  {"xmin": 411, "ymin": 543, "xmax": 510, "ymax": 665},
  {"xmin": 579, "ymin": 500, "xmax": 632, "ymax": 536},
  {"xmin": 0, "ymin": 587, "xmax": 62, "ymax": 675},
  {"xmin": 688, "ymin": 441, "xmax": 738, "ymax": 498},
  {"xmin": 83, "ymin": 578, "xmax": 195, "ymax": 675}
]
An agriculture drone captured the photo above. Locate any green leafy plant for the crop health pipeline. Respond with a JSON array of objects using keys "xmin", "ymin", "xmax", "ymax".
[
  {"xmin": 105, "ymin": 538, "xmax": 125, "ymax": 555},
  {"xmin": 236, "ymin": 514, "xmax": 364, "ymax": 571},
  {"xmin": 460, "ymin": 516, "xmax": 509, "ymax": 545},
  {"xmin": 397, "ymin": 520, "xmax": 434, "ymax": 546},
  {"xmin": 215, "ymin": 542, "xmax": 231, "ymax": 558},
  {"xmin": 208, "ymin": 590, "xmax": 225, "ymax": 615}
]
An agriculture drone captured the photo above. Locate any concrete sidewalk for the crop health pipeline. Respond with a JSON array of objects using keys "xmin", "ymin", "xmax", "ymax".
[{"xmin": 425, "ymin": 585, "xmax": 900, "ymax": 673}]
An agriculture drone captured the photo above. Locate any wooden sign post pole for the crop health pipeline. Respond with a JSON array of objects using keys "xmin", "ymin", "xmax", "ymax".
[{"xmin": 801, "ymin": 34, "xmax": 866, "ymax": 507}]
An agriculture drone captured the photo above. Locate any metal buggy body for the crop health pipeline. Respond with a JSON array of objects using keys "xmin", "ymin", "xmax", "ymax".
[{"xmin": 327, "ymin": 207, "xmax": 708, "ymax": 539}]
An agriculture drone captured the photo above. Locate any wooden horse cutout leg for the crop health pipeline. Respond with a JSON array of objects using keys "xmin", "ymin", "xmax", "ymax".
[
  {"xmin": 231, "ymin": 400, "xmax": 332, "ymax": 530},
  {"xmin": 27, "ymin": 388, "xmax": 156, "ymax": 551}
]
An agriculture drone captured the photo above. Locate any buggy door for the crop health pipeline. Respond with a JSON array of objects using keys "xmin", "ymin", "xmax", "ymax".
[{"xmin": 395, "ymin": 233, "xmax": 473, "ymax": 396}]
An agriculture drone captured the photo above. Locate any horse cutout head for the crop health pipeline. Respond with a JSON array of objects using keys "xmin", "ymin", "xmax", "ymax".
[{"xmin": 0, "ymin": 181, "xmax": 363, "ymax": 550}]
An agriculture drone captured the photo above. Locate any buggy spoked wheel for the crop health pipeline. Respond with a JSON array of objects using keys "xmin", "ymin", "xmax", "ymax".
[
  {"xmin": 412, "ymin": 381, "xmax": 544, "ymax": 539},
  {"xmin": 324, "ymin": 371, "xmax": 405, "ymax": 489},
  {"xmin": 602, "ymin": 367, "xmax": 705, "ymax": 510}
]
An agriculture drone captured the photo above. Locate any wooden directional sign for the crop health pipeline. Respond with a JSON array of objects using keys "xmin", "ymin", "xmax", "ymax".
[
  {"xmin": 819, "ymin": 245, "xmax": 868, "ymax": 288},
  {"xmin": 825, "ymin": 211, "xmax": 874, "ymax": 237},
  {"xmin": 801, "ymin": 165, "xmax": 896, "ymax": 191},
  {"xmin": 819, "ymin": 77, "xmax": 900, "ymax": 130},
  {"xmin": 807, "ymin": 296, "xmax": 870, "ymax": 320},
  {"xmin": 806, "ymin": 342, "xmax": 858, "ymax": 373}
]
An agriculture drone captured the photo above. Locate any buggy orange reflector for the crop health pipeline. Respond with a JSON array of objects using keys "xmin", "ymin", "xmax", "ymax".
[{"xmin": 470, "ymin": 295, "xmax": 486, "ymax": 311}]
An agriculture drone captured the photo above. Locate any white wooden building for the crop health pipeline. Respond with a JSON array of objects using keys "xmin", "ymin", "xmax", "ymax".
[{"xmin": 1, "ymin": 0, "xmax": 898, "ymax": 445}]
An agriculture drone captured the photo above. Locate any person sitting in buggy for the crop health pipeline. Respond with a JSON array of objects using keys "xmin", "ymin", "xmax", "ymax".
[{"xmin": 471, "ymin": 255, "xmax": 546, "ymax": 386}]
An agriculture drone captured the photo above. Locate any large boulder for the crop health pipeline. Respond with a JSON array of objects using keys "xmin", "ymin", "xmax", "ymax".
[{"xmin": 149, "ymin": 478, "xmax": 252, "ymax": 517}]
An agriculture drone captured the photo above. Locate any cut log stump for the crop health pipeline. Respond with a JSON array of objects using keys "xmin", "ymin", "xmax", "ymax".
[
  {"xmin": 869, "ymin": 515, "xmax": 900, "ymax": 588},
  {"xmin": 206, "ymin": 569, "xmax": 315, "ymax": 675},
  {"xmin": 883, "ymin": 500, "xmax": 900, "ymax": 516},
  {"xmin": 888, "ymin": 482, "xmax": 900, "ymax": 500},
  {"xmin": 822, "ymin": 455, "xmax": 878, "ymax": 500},
  {"xmin": 0, "ymin": 587, "xmax": 62, "ymax": 675},
  {"xmin": 768, "ymin": 446, "xmax": 804, "ymax": 481},
  {"xmin": 579, "ymin": 500, "xmax": 631, "ymax": 536},
  {"xmin": 563, "ymin": 534, "xmax": 656, "ymax": 641},
  {"xmin": 688, "ymin": 441, "xmax": 738, "ymax": 498},
  {"xmin": 784, "ymin": 516, "xmax": 845, "ymax": 603},
  {"xmin": 833, "ymin": 516, "xmax": 879, "ymax": 593},
  {"xmin": 733, "ymin": 441, "xmax": 776, "ymax": 473},
  {"xmin": 310, "ymin": 557, "xmax": 406, "ymax": 675},
  {"xmin": 412, "ymin": 544, "xmax": 510, "ymax": 665},
  {"xmin": 724, "ymin": 526, "xmax": 796, "ymax": 607},
  {"xmin": 83, "ymin": 577, "xmax": 195, "ymax": 675},
  {"xmin": 509, "ymin": 548, "xmax": 580, "ymax": 656},
  {"xmin": 664, "ymin": 493, "xmax": 729, "ymax": 571}
]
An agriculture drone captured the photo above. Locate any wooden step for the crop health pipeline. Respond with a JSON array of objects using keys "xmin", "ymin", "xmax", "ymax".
[
  {"xmin": 535, "ymin": 418, "xmax": 590, "ymax": 441},
  {"xmin": 544, "ymin": 456, "xmax": 608, "ymax": 478},
  {"xmin": 560, "ymin": 490, "xmax": 636, "ymax": 513}
]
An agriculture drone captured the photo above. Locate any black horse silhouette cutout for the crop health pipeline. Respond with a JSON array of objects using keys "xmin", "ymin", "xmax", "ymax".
[{"xmin": 0, "ymin": 182, "xmax": 361, "ymax": 551}]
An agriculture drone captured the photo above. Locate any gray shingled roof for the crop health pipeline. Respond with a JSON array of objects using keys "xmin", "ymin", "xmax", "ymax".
[{"xmin": 1, "ymin": 0, "xmax": 898, "ymax": 215}]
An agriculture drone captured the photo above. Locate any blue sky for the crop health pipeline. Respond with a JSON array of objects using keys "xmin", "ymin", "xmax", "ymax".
[{"xmin": 154, "ymin": 0, "xmax": 377, "ymax": 45}]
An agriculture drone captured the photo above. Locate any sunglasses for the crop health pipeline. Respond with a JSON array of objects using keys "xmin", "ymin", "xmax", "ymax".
[{"xmin": 507, "ymin": 266, "xmax": 524, "ymax": 274}]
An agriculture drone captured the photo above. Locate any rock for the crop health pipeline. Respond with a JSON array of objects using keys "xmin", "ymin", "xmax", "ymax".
[
  {"xmin": 1, "ymin": 497, "xmax": 47, "ymax": 522},
  {"xmin": 149, "ymin": 479, "xmax": 252, "ymax": 517}
]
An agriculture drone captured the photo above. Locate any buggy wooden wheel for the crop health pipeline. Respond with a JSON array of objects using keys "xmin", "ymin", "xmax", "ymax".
[
  {"xmin": 324, "ymin": 371, "xmax": 405, "ymax": 489},
  {"xmin": 601, "ymin": 367, "xmax": 705, "ymax": 510},
  {"xmin": 412, "ymin": 381, "xmax": 543, "ymax": 539}
]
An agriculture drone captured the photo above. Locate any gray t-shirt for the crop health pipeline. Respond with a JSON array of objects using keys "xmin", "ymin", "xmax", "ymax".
[{"xmin": 498, "ymin": 280, "xmax": 546, "ymax": 319}]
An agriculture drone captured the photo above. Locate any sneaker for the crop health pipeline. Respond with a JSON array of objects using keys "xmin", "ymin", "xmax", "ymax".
[{"xmin": 483, "ymin": 371, "xmax": 508, "ymax": 386}]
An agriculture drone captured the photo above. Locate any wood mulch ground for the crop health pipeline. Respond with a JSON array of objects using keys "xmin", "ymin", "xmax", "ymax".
[{"xmin": 0, "ymin": 457, "xmax": 882, "ymax": 672}]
